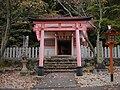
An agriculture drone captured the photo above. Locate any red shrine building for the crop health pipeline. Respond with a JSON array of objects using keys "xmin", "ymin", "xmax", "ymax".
[{"xmin": 30, "ymin": 16, "xmax": 93, "ymax": 76}]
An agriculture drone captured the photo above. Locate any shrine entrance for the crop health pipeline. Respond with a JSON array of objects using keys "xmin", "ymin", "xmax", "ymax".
[
  {"xmin": 30, "ymin": 16, "xmax": 93, "ymax": 76},
  {"xmin": 58, "ymin": 39, "xmax": 71, "ymax": 55}
]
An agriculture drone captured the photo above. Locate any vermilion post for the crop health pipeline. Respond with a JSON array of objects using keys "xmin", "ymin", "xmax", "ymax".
[
  {"xmin": 76, "ymin": 29, "xmax": 81, "ymax": 67},
  {"xmin": 109, "ymin": 44, "xmax": 114, "ymax": 81},
  {"xmin": 76, "ymin": 24, "xmax": 83, "ymax": 76},
  {"xmin": 71, "ymin": 33, "xmax": 74, "ymax": 56},
  {"xmin": 55, "ymin": 34, "xmax": 57, "ymax": 55},
  {"xmin": 38, "ymin": 30, "xmax": 44, "ymax": 76},
  {"xmin": 39, "ymin": 30, "xmax": 44, "ymax": 66}
]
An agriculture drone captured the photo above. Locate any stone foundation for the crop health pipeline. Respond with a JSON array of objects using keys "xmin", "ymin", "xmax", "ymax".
[{"xmin": 1, "ymin": 58, "xmax": 120, "ymax": 72}]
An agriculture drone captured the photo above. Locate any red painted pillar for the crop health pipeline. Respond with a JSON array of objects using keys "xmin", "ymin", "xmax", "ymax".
[
  {"xmin": 76, "ymin": 23, "xmax": 83, "ymax": 76},
  {"xmin": 55, "ymin": 34, "xmax": 57, "ymax": 55},
  {"xmin": 71, "ymin": 33, "xmax": 74, "ymax": 56},
  {"xmin": 34, "ymin": 24, "xmax": 41, "ymax": 41},
  {"xmin": 38, "ymin": 30, "xmax": 44, "ymax": 76},
  {"xmin": 39, "ymin": 30, "xmax": 44, "ymax": 66},
  {"xmin": 36, "ymin": 31, "xmax": 41, "ymax": 41},
  {"xmin": 109, "ymin": 44, "xmax": 114, "ymax": 81},
  {"xmin": 76, "ymin": 30, "xmax": 81, "ymax": 66}
]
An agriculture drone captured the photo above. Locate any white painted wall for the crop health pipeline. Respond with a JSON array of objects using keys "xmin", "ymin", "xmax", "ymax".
[
  {"xmin": 44, "ymin": 32, "xmax": 55, "ymax": 38},
  {"xmin": 44, "ymin": 47, "xmax": 55, "ymax": 57},
  {"xmin": 74, "ymin": 47, "xmax": 77, "ymax": 56}
]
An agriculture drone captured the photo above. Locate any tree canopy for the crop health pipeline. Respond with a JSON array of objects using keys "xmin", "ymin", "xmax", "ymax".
[{"xmin": 0, "ymin": 0, "xmax": 120, "ymax": 48}]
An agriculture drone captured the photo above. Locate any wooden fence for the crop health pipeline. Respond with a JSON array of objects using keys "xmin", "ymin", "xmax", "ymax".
[{"xmin": 3, "ymin": 45, "xmax": 120, "ymax": 59}]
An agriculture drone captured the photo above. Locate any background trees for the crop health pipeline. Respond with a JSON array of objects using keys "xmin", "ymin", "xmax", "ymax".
[{"xmin": 0, "ymin": 0, "xmax": 120, "ymax": 58}]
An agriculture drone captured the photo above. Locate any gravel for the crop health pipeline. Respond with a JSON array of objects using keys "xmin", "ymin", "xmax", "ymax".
[{"xmin": 75, "ymin": 67, "xmax": 120, "ymax": 87}]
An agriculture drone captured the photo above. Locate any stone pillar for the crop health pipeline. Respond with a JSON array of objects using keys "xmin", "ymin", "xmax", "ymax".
[
  {"xmin": 55, "ymin": 34, "xmax": 57, "ymax": 55},
  {"xmin": 76, "ymin": 25, "xmax": 83, "ymax": 76},
  {"xmin": 71, "ymin": 33, "xmax": 74, "ymax": 56},
  {"xmin": 38, "ymin": 30, "xmax": 44, "ymax": 76},
  {"xmin": 22, "ymin": 36, "xmax": 29, "ymax": 56},
  {"xmin": 20, "ymin": 36, "xmax": 29, "ymax": 76}
]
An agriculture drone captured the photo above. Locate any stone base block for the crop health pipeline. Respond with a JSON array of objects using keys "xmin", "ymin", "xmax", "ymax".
[
  {"xmin": 76, "ymin": 66, "xmax": 83, "ymax": 76},
  {"xmin": 38, "ymin": 66, "xmax": 44, "ymax": 76},
  {"xmin": 20, "ymin": 70, "xmax": 28, "ymax": 76}
]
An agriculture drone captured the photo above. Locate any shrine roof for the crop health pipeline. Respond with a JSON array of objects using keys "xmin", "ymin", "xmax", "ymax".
[
  {"xmin": 106, "ymin": 28, "xmax": 120, "ymax": 35},
  {"xmin": 29, "ymin": 16, "xmax": 92, "ymax": 22}
]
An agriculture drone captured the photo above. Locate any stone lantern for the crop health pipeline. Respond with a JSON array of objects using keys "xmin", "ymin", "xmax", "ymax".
[{"xmin": 20, "ymin": 56, "xmax": 28, "ymax": 75}]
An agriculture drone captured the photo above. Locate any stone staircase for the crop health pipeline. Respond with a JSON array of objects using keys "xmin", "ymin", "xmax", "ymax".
[{"xmin": 44, "ymin": 55, "xmax": 77, "ymax": 73}]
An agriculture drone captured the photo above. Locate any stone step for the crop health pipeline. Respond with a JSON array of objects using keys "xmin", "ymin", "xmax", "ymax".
[
  {"xmin": 44, "ymin": 56, "xmax": 77, "ymax": 73},
  {"xmin": 45, "ymin": 69, "xmax": 76, "ymax": 73},
  {"xmin": 44, "ymin": 64, "xmax": 76, "ymax": 67},
  {"xmin": 45, "ymin": 66, "xmax": 76, "ymax": 69},
  {"xmin": 51, "ymin": 55, "xmax": 75, "ymax": 58},
  {"xmin": 44, "ymin": 59, "xmax": 76, "ymax": 62},
  {"xmin": 44, "ymin": 62, "xmax": 77, "ymax": 64}
]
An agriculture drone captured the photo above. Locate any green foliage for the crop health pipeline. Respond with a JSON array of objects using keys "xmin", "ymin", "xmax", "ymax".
[
  {"xmin": 103, "ymin": 5, "xmax": 120, "ymax": 20},
  {"xmin": 0, "ymin": 0, "xmax": 59, "ymax": 47},
  {"xmin": 0, "ymin": 0, "xmax": 120, "ymax": 47},
  {"xmin": 86, "ymin": 0, "xmax": 120, "ymax": 45},
  {"xmin": 116, "ymin": 35, "xmax": 120, "ymax": 44}
]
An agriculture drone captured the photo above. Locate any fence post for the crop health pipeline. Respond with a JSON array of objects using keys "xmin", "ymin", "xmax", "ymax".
[
  {"xmin": 13, "ymin": 47, "xmax": 15, "ymax": 58},
  {"xmin": 118, "ymin": 45, "xmax": 120, "ymax": 58},
  {"xmin": 10, "ymin": 47, "xmax": 12, "ymax": 58},
  {"xmin": 114, "ymin": 47, "xmax": 117, "ymax": 58},
  {"xmin": 35, "ymin": 47, "xmax": 38, "ymax": 58},
  {"xmin": 28, "ymin": 47, "xmax": 31, "ymax": 58},
  {"xmin": 104, "ymin": 47, "xmax": 107, "ymax": 58},
  {"xmin": 32, "ymin": 47, "xmax": 35, "ymax": 58},
  {"xmin": 6, "ymin": 48, "xmax": 9, "ymax": 58},
  {"xmin": 108, "ymin": 47, "xmax": 110, "ymax": 58}
]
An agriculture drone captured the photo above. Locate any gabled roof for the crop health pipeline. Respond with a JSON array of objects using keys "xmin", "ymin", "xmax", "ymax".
[
  {"xmin": 106, "ymin": 28, "xmax": 119, "ymax": 35},
  {"xmin": 28, "ymin": 16, "xmax": 93, "ymax": 22}
]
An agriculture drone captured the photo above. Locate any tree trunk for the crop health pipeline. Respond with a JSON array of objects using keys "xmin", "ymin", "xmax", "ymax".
[
  {"xmin": 96, "ymin": 0, "xmax": 102, "ymax": 64},
  {"xmin": 0, "ymin": 0, "xmax": 11, "ymax": 66},
  {"xmin": 96, "ymin": 0, "xmax": 105, "ymax": 69}
]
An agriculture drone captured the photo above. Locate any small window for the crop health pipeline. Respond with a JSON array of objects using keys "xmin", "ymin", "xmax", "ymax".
[{"xmin": 110, "ymin": 35, "xmax": 115, "ymax": 42}]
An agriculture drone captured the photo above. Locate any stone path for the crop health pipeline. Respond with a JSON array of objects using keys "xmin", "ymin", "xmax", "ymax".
[
  {"xmin": 31, "ymin": 73, "xmax": 78, "ymax": 90},
  {"xmin": 31, "ymin": 72, "xmax": 120, "ymax": 90}
]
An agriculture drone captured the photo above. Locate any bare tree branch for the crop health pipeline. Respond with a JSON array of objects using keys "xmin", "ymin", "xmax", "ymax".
[
  {"xmin": 98, "ymin": 0, "xmax": 102, "ymax": 29},
  {"xmin": 64, "ymin": 0, "xmax": 82, "ymax": 16},
  {"xmin": 0, "ymin": 0, "xmax": 11, "ymax": 59},
  {"xmin": 79, "ymin": 2, "xmax": 98, "ymax": 30},
  {"xmin": 80, "ymin": 3, "xmax": 87, "ymax": 16},
  {"xmin": 57, "ymin": 0, "xmax": 72, "ymax": 17}
]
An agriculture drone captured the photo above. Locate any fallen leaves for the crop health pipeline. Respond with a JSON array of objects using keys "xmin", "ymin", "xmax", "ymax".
[
  {"xmin": 0, "ymin": 71, "xmax": 38, "ymax": 89},
  {"xmin": 75, "ymin": 67, "xmax": 120, "ymax": 87}
]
